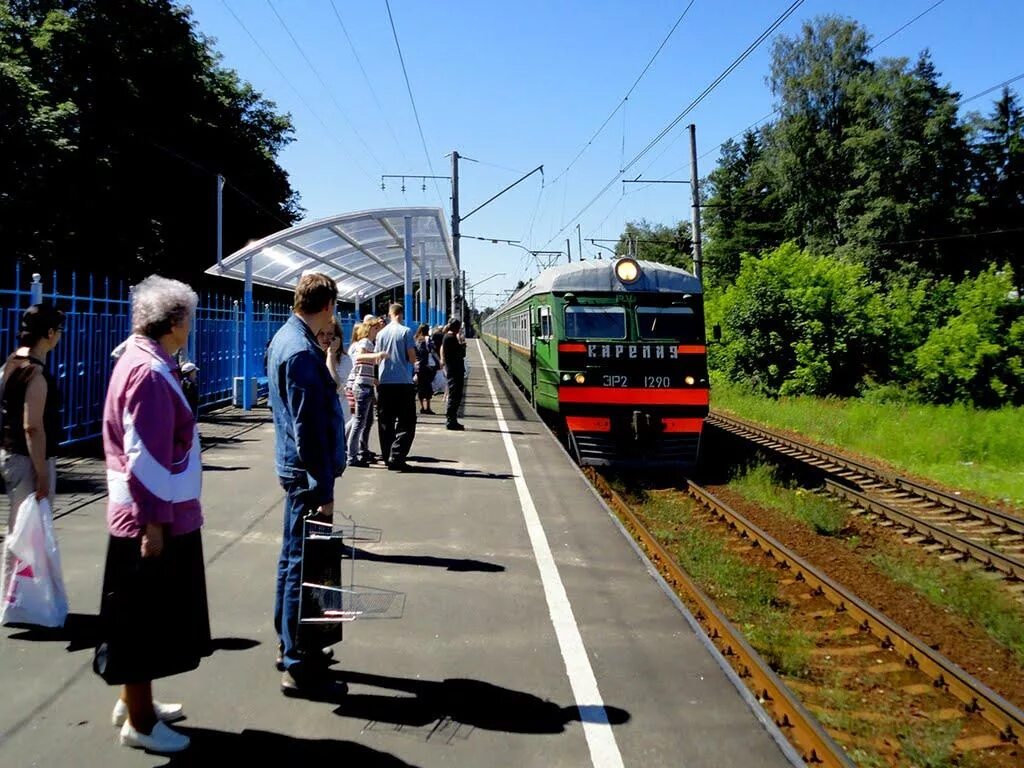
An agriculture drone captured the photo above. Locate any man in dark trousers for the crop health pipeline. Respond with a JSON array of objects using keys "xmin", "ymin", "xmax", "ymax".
[
  {"xmin": 266, "ymin": 273, "xmax": 345, "ymax": 696},
  {"xmin": 375, "ymin": 303, "xmax": 418, "ymax": 470},
  {"xmin": 441, "ymin": 318, "xmax": 466, "ymax": 431}
]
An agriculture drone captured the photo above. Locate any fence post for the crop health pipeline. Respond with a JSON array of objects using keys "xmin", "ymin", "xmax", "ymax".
[
  {"xmin": 232, "ymin": 300, "xmax": 240, "ymax": 381},
  {"xmin": 30, "ymin": 272, "xmax": 43, "ymax": 306}
]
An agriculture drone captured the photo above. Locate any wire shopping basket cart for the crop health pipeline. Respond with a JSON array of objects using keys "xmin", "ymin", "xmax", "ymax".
[{"xmin": 297, "ymin": 517, "xmax": 406, "ymax": 649}]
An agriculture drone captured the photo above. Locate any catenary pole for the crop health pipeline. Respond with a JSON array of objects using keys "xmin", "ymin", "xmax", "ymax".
[
  {"xmin": 451, "ymin": 150, "xmax": 461, "ymax": 320},
  {"xmin": 688, "ymin": 123, "xmax": 703, "ymax": 281}
]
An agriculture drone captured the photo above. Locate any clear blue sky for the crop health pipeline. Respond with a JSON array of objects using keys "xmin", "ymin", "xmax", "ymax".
[{"xmin": 185, "ymin": 0, "xmax": 1024, "ymax": 303}]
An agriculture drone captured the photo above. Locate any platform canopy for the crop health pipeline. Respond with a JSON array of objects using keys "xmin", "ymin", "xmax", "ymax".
[{"xmin": 206, "ymin": 207, "xmax": 456, "ymax": 301}]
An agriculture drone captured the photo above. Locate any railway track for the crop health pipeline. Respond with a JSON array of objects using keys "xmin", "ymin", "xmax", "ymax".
[
  {"xmin": 708, "ymin": 412, "xmax": 1024, "ymax": 587},
  {"xmin": 587, "ymin": 470, "xmax": 1024, "ymax": 766}
]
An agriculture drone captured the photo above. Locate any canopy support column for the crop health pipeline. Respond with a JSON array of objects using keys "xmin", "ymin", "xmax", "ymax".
[
  {"xmin": 403, "ymin": 216, "xmax": 413, "ymax": 317},
  {"xmin": 418, "ymin": 244, "xmax": 427, "ymax": 326},
  {"xmin": 242, "ymin": 255, "xmax": 254, "ymax": 410}
]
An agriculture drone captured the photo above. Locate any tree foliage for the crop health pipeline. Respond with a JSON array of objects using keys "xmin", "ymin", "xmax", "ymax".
[
  {"xmin": 708, "ymin": 243, "xmax": 880, "ymax": 397},
  {"xmin": 0, "ymin": 0, "xmax": 300, "ymax": 281},
  {"xmin": 613, "ymin": 219, "xmax": 693, "ymax": 269},
  {"xmin": 680, "ymin": 15, "xmax": 1024, "ymax": 407}
]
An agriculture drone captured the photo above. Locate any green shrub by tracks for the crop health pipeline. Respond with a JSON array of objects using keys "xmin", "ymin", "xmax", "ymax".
[
  {"xmin": 728, "ymin": 464, "xmax": 848, "ymax": 536},
  {"xmin": 712, "ymin": 378, "xmax": 1024, "ymax": 507},
  {"xmin": 869, "ymin": 552, "xmax": 1024, "ymax": 666}
]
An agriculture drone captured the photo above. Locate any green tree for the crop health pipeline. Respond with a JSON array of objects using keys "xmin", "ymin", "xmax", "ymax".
[
  {"xmin": 968, "ymin": 89, "xmax": 1024, "ymax": 297},
  {"xmin": 1, "ymin": 0, "xmax": 300, "ymax": 280},
  {"xmin": 913, "ymin": 266, "xmax": 1023, "ymax": 406},
  {"xmin": 838, "ymin": 53, "xmax": 971, "ymax": 278},
  {"xmin": 767, "ymin": 16, "xmax": 871, "ymax": 251},
  {"xmin": 701, "ymin": 129, "xmax": 785, "ymax": 286},
  {"xmin": 614, "ymin": 219, "xmax": 693, "ymax": 270},
  {"xmin": 713, "ymin": 243, "xmax": 881, "ymax": 397}
]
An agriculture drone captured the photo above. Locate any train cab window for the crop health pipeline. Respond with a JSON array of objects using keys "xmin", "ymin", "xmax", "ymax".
[
  {"xmin": 636, "ymin": 306, "xmax": 699, "ymax": 340},
  {"xmin": 564, "ymin": 306, "xmax": 626, "ymax": 339},
  {"xmin": 537, "ymin": 306, "xmax": 552, "ymax": 338}
]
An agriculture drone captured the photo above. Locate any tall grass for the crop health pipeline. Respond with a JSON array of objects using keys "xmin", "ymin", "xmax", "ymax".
[
  {"xmin": 711, "ymin": 378, "xmax": 1024, "ymax": 507},
  {"xmin": 869, "ymin": 552, "xmax": 1024, "ymax": 665},
  {"xmin": 729, "ymin": 464, "xmax": 848, "ymax": 535}
]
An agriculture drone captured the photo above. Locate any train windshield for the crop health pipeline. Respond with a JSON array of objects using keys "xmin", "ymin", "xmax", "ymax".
[
  {"xmin": 565, "ymin": 306, "xmax": 627, "ymax": 339},
  {"xmin": 636, "ymin": 306, "xmax": 700, "ymax": 341}
]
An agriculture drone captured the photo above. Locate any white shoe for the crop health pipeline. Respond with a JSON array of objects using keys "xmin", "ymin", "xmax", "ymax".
[
  {"xmin": 118, "ymin": 720, "xmax": 190, "ymax": 753},
  {"xmin": 111, "ymin": 698, "xmax": 185, "ymax": 727}
]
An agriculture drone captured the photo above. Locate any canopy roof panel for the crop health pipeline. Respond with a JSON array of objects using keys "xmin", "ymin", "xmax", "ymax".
[{"xmin": 206, "ymin": 207, "xmax": 455, "ymax": 301}]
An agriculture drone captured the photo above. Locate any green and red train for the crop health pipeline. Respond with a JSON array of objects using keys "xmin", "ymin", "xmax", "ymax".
[{"xmin": 481, "ymin": 257, "xmax": 711, "ymax": 467}]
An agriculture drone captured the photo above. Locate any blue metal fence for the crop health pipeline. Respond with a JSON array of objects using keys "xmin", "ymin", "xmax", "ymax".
[{"xmin": 1, "ymin": 264, "xmax": 356, "ymax": 446}]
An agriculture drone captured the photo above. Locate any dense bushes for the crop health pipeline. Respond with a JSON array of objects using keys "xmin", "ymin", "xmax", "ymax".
[{"xmin": 708, "ymin": 245, "xmax": 1022, "ymax": 406}]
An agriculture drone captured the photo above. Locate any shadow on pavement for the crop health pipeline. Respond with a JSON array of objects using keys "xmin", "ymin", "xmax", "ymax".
[
  {"xmin": 403, "ymin": 455, "xmax": 458, "ymax": 464},
  {"xmin": 5, "ymin": 612, "xmax": 101, "ymax": 651},
  {"xmin": 346, "ymin": 547, "xmax": 505, "ymax": 573},
  {"xmin": 332, "ymin": 670, "xmax": 631, "ymax": 735},
  {"xmin": 6, "ymin": 616, "xmax": 259, "ymax": 657},
  {"xmin": 164, "ymin": 727, "xmax": 417, "ymax": 767},
  {"xmin": 402, "ymin": 465, "xmax": 513, "ymax": 480}
]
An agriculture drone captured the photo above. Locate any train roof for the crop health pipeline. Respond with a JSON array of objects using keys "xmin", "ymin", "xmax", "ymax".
[{"xmin": 500, "ymin": 259, "xmax": 702, "ymax": 309}]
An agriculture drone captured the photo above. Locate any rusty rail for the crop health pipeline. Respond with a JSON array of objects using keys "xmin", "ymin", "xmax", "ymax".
[
  {"xmin": 687, "ymin": 481, "xmax": 1024, "ymax": 745},
  {"xmin": 585, "ymin": 469, "xmax": 854, "ymax": 767}
]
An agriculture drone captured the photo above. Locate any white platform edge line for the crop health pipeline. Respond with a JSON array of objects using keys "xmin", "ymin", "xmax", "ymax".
[
  {"xmin": 474, "ymin": 340, "xmax": 805, "ymax": 768},
  {"xmin": 475, "ymin": 341, "xmax": 626, "ymax": 768}
]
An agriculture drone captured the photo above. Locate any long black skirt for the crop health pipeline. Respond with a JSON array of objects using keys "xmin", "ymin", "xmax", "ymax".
[{"xmin": 94, "ymin": 530, "xmax": 212, "ymax": 685}]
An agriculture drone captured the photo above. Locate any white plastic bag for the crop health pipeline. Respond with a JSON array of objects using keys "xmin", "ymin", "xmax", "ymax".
[
  {"xmin": 0, "ymin": 495, "xmax": 69, "ymax": 627},
  {"xmin": 432, "ymin": 369, "xmax": 446, "ymax": 395}
]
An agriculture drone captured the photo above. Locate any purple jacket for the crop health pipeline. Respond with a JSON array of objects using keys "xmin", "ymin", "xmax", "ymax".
[{"xmin": 102, "ymin": 336, "xmax": 202, "ymax": 538}]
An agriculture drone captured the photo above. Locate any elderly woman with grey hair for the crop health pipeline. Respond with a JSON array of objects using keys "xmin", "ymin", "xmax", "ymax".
[{"xmin": 95, "ymin": 275, "xmax": 210, "ymax": 754}]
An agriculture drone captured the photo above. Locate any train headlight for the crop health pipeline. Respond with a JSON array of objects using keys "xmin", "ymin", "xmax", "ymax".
[
  {"xmin": 614, "ymin": 257, "xmax": 641, "ymax": 284},
  {"xmin": 684, "ymin": 375, "xmax": 695, "ymax": 386},
  {"xmin": 574, "ymin": 373, "xmax": 587, "ymax": 384},
  {"xmin": 562, "ymin": 373, "xmax": 571, "ymax": 382}
]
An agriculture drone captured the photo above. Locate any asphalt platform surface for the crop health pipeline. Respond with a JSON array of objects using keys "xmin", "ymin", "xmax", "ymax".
[{"xmin": 0, "ymin": 340, "xmax": 799, "ymax": 767}]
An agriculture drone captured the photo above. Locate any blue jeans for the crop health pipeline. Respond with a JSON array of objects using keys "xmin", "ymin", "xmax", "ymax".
[
  {"xmin": 274, "ymin": 474, "xmax": 321, "ymax": 675},
  {"xmin": 346, "ymin": 383, "xmax": 375, "ymax": 463}
]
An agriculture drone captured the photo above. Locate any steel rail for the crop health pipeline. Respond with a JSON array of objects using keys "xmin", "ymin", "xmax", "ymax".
[
  {"xmin": 707, "ymin": 412, "xmax": 1024, "ymax": 537},
  {"xmin": 687, "ymin": 481, "xmax": 1024, "ymax": 745},
  {"xmin": 585, "ymin": 469, "xmax": 855, "ymax": 767},
  {"xmin": 824, "ymin": 480, "xmax": 1024, "ymax": 581}
]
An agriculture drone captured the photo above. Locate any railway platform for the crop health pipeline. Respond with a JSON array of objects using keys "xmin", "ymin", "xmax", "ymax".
[{"xmin": 0, "ymin": 340, "xmax": 800, "ymax": 767}]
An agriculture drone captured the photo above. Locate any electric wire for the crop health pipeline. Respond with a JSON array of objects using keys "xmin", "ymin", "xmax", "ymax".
[
  {"xmin": 384, "ymin": 0, "xmax": 448, "ymax": 217},
  {"xmin": 266, "ymin": 0, "xmax": 385, "ymax": 171},
  {"xmin": 327, "ymin": 0, "xmax": 411, "ymax": 168},
  {"xmin": 961, "ymin": 72, "xmax": 1024, "ymax": 105},
  {"xmin": 548, "ymin": 0, "xmax": 696, "ymax": 187},
  {"xmin": 688, "ymin": 0, "xmax": 952, "ymax": 168},
  {"xmin": 540, "ymin": 0, "xmax": 805, "ymax": 249},
  {"xmin": 220, "ymin": 0, "xmax": 373, "ymax": 182}
]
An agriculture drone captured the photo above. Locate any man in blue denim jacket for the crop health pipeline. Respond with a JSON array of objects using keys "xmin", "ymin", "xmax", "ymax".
[{"xmin": 266, "ymin": 273, "xmax": 345, "ymax": 694}]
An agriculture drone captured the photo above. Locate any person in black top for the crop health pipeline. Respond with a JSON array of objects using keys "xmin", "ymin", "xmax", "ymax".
[
  {"xmin": 414, "ymin": 324, "xmax": 436, "ymax": 414},
  {"xmin": 440, "ymin": 319, "xmax": 466, "ymax": 431},
  {"xmin": 1, "ymin": 303, "xmax": 65, "ymax": 582}
]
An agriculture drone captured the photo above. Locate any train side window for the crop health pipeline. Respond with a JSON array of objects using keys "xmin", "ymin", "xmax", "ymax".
[{"xmin": 538, "ymin": 306, "xmax": 552, "ymax": 338}]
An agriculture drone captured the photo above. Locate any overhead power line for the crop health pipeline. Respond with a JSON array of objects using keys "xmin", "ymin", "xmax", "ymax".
[
  {"xmin": 220, "ymin": 0, "xmax": 373, "ymax": 182},
  {"xmin": 541, "ymin": 0, "xmax": 806, "ymax": 249},
  {"xmin": 548, "ymin": 0, "xmax": 696, "ymax": 187},
  {"xmin": 384, "ymin": 0, "xmax": 448, "ymax": 217},
  {"xmin": 961, "ymin": 72, "xmax": 1024, "ymax": 105},
  {"xmin": 690, "ymin": 0, "xmax": 952, "ymax": 168},
  {"xmin": 623, "ymin": 0, "xmax": 805, "ymax": 174},
  {"xmin": 266, "ymin": 0, "xmax": 384, "ymax": 171},
  {"xmin": 327, "ymin": 0, "xmax": 411, "ymax": 168}
]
